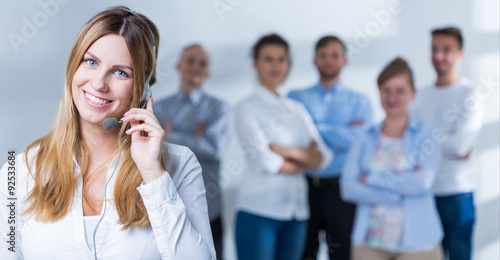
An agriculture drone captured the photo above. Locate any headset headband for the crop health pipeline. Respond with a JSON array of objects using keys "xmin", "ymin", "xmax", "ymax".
[{"xmin": 119, "ymin": 8, "xmax": 156, "ymax": 108}]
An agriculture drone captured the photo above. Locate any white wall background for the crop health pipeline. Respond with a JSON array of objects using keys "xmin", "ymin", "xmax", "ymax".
[{"xmin": 0, "ymin": 0, "xmax": 498, "ymax": 259}]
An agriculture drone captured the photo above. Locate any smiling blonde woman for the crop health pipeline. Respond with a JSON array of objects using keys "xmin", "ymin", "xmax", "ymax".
[{"xmin": 0, "ymin": 6, "xmax": 215, "ymax": 260}]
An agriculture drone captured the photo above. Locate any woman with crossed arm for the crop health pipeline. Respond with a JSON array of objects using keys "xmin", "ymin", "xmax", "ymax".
[
  {"xmin": 341, "ymin": 57, "xmax": 443, "ymax": 260},
  {"xmin": 234, "ymin": 33, "xmax": 333, "ymax": 260}
]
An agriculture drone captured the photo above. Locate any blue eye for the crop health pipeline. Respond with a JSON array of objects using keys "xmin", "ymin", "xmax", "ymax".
[
  {"xmin": 84, "ymin": 59, "xmax": 97, "ymax": 67},
  {"xmin": 115, "ymin": 70, "xmax": 129, "ymax": 77}
]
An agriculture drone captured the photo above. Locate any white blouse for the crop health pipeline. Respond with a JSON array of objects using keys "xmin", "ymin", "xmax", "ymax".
[
  {"xmin": 234, "ymin": 85, "xmax": 334, "ymax": 221},
  {"xmin": 83, "ymin": 215, "xmax": 101, "ymax": 252},
  {"xmin": 0, "ymin": 143, "xmax": 216, "ymax": 260}
]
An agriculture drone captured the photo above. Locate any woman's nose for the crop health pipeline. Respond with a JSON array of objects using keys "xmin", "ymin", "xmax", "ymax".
[{"xmin": 91, "ymin": 71, "xmax": 109, "ymax": 92}]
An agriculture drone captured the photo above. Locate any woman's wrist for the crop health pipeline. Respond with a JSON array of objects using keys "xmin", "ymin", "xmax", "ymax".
[{"xmin": 140, "ymin": 166, "xmax": 166, "ymax": 184}]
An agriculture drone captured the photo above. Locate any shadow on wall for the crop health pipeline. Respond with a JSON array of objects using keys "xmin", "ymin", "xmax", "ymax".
[
  {"xmin": 475, "ymin": 196, "xmax": 500, "ymax": 250},
  {"xmin": 474, "ymin": 120, "xmax": 500, "ymax": 251}
]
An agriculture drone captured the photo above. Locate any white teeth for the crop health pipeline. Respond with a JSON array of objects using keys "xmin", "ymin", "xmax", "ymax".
[{"xmin": 85, "ymin": 92, "xmax": 110, "ymax": 105}]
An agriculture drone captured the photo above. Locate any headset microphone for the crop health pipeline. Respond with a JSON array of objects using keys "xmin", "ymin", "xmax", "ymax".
[{"xmin": 102, "ymin": 118, "xmax": 123, "ymax": 130}]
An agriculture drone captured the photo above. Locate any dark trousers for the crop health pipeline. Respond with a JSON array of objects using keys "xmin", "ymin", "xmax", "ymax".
[
  {"xmin": 235, "ymin": 211, "xmax": 308, "ymax": 260},
  {"xmin": 303, "ymin": 176, "xmax": 356, "ymax": 260},
  {"xmin": 435, "ymin": 192, "xmax": 475, "ymax": 260},
  {"xmin": 211, "ymin": 216, "xmax": 223, "ymax": 260}
]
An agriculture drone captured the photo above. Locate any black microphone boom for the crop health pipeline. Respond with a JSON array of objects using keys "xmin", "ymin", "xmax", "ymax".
[{"xmin": 102, "ymin": 118, "xmax": 123, "ymax": 130}]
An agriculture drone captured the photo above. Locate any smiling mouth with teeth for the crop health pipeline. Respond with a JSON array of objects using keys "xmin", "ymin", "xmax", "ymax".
[{"xmin": 84, "ymin": 91, "xmax": 112, "ymax": 105}]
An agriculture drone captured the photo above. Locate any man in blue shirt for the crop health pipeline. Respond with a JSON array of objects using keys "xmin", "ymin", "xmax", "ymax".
[
  {"xmin": 154, "ymin": 44, "xmax": 231, "ymax": 260},
  {"xmin": 288, "ymin": 36, "xmax": 372, "ymax": 260}
]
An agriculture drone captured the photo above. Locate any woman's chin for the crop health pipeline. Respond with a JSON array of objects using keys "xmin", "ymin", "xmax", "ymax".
[
  {"xmin": 79, "ymin": 115, "xmax": 109, "ymax": 127},
  {"xmin": 385, "ymin": 110, "xmax": 407, "ymax": 118}
]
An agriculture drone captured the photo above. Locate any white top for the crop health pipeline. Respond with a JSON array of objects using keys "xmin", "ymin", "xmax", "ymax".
[
  {"xmin": 411, "ymin": 77, "xmax": 484, "ymax": 195},
  {"xmin": 83, "ymin": 215, "xmax": 101, "ymax": 251},
  {"xmin": 234, "ymin": 85, "xmax": 334, "ymax": 221},
  {"xmin": 0, "ymin": 143, "xmax": 216, "ymax": 260},
  {"xmin": 366, "ymin": 134, "xmax": 405, "ymax": 252}
]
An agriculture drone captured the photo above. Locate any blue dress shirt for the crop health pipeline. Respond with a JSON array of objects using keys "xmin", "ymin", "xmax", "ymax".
[{"xmin": 288, "ymin": 82, "xmax": 373, "ymax": 177}]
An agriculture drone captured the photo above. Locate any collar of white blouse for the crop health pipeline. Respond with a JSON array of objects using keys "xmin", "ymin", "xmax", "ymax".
[{"xmin": 255, "ymin": 84, "xmax": 287, "ymax": 105}]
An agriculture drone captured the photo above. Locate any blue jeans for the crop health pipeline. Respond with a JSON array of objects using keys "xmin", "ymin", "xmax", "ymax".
[
  {"xmin": 235, "ymin": 211, "xmax": 307, "ymax": 260},
  {"xmin": 435, "ymin": 192, "xmax": 475, "ymax": 260}
]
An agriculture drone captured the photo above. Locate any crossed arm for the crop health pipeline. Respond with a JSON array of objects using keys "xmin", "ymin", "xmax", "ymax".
[
  {"xmin": 341, "ymin": 130, "xmax": 441, "ymax": 205},
  {"xmin": 270, "ymin": 141, "xmax": 322, "ymax": 174}
]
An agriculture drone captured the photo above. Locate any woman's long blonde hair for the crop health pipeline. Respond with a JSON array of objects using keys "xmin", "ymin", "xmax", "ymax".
[{"xmin": 23, "ymin": 6, "xmax": 164, "ymax": 228}]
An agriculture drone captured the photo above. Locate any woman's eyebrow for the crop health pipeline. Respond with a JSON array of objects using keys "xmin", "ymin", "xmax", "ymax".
[
  {"xmin": 112, "ymin": 64, "xmax": 134, "ymax": 72},
  {"xmin": 85, "ymin": 51, "xmax": 133, "ymax": 71},
  {"xmin": 85, "ymin": 51, "xmax": 101, "ymax": 63}
]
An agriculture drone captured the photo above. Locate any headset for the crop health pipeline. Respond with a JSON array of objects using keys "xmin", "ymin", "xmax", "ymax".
[
  {"xmin": 102, "ymin": 7, "xmax": 156, "ymax": 130},
  {"xmin": 94, "ymin": 7, "xmax": 157, "ymax": 260}
]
